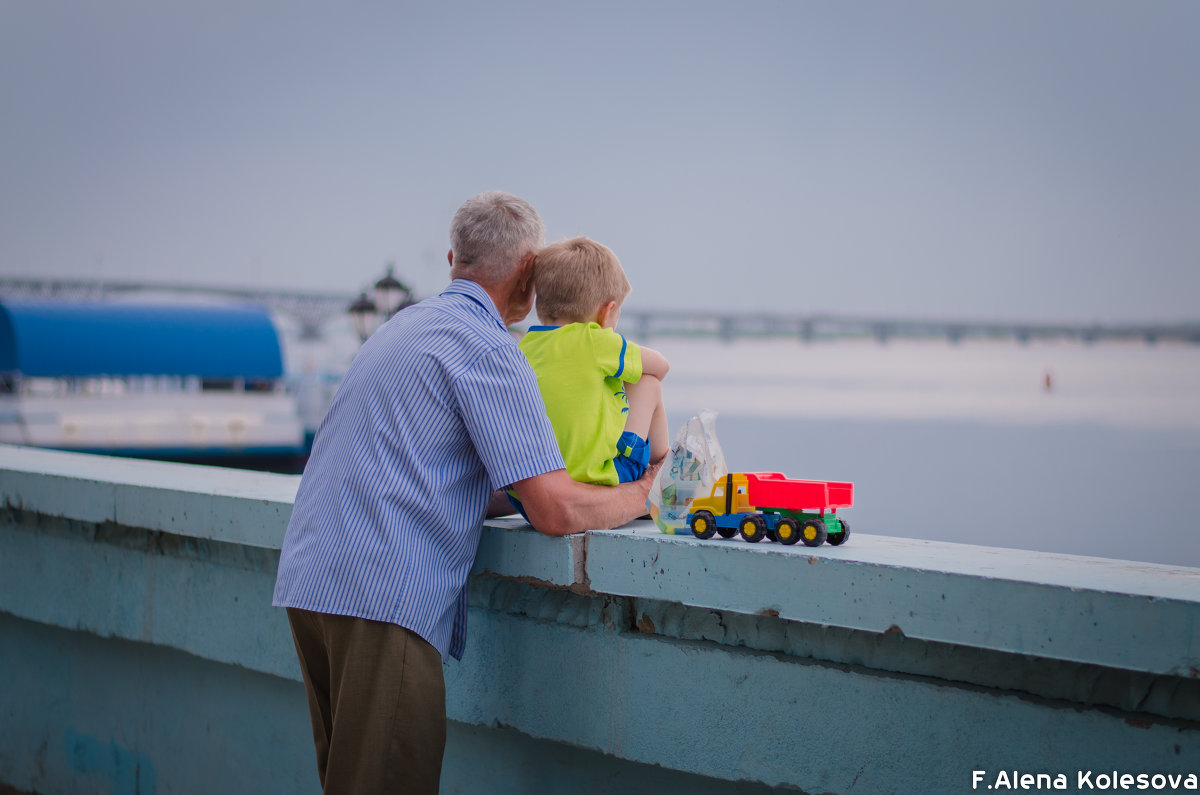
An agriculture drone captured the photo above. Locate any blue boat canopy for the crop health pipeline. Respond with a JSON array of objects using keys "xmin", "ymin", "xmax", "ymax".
[{"xmin": 0, "ymin": 300, "xmax": 285, "ymax": 379}]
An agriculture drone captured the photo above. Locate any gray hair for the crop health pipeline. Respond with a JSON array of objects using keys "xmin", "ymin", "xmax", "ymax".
[{"xmin": 449, "ymin": 190, "xmax": 546, "ymax": 283}]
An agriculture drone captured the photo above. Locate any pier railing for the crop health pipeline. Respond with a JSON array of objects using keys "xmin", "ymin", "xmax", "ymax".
[
  {"xmin": 4, "ymin": 277, "xmax": 1199, "ymax": 346},
  {"xmin": 1, "ymin": 444, "xmax": 1197, "ymax": 794}
]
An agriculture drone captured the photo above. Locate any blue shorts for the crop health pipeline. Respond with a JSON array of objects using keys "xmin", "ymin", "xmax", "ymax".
[
  {"xmin": 507, "ymin": 431, "xmax": 651, "ymax": 522},
  {"xmin": 612, "ymin": 430, "xmax": 650, "ymax": 484}
]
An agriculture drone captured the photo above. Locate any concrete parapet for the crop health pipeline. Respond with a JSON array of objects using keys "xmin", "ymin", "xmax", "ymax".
[{"xmin": 1, "ymin": 444, "xmax": 1197, "ymax": 794}]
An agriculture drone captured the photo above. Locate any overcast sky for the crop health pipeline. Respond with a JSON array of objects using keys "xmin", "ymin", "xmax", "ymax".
[{"xmin": 2, "ymin": 1, "xmax": 1197, "ymax": 323}]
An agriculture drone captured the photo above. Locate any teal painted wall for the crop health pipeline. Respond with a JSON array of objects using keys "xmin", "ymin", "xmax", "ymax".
[
  {"xmin": 0, "ymin": 613, "xmax": 778, "ymax": 795},
  {"xmin": 1, "ymin": 445, "xmax": 1198, "ymax": 794},
  {"xmin": 1, "ymin": 614, "xmax": 313, "ymax": 795}
]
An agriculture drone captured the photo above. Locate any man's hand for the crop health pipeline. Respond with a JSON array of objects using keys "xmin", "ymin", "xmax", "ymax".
[{"xmin": 632, "ymin": 459, "xmax": 662, "ymax": 503}]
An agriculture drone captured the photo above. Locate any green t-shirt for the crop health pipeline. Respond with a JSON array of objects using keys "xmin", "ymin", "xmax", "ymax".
[{"xmin": 518, "ymin": 322, "xmax": 643, "ymax": 486}]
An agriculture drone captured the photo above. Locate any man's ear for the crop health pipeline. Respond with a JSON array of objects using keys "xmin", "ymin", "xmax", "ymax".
[
  {"xmin": 447, "ymin": 249, "xmax": 454, "ymax": 268},
  {"xmin": 518, "ymin": 252, "xmax": 537, "ymax": 289}
]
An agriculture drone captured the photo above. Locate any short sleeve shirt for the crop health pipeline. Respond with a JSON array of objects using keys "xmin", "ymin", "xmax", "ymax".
[
  {"xmin": 518, "ymin": 322, "xmax": 643, "ymax": 486},
  {"xmin": 272, "ymin": 280, "xmax": 565, "ymax": 661}
]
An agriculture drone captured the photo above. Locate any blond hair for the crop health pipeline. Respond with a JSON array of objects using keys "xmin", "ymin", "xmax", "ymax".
[{"xmin": 532, "ymin": 237, "xmax": 632, "ymax": 323}]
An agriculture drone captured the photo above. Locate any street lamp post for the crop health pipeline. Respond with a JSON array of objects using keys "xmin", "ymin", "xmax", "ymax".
[
  {"xmin": 348, "ymin": 264, "xmax": 416, "ymax": 343},
  {"xmin": 374, "ymin": 265, "xmax": 411, "ymax": 317},
  {"xmin": 348, "ymin": 292, "xmax": 379, "ymax": 343}
]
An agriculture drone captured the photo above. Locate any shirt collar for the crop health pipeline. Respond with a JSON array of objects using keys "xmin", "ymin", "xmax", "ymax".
[
  {"xmin": 441, "ymin": 279, "xmax": 506, "ymax": 331},
  {"xmin": 527, "ymin": 321, "xmax": 601, "ymax": 333}
]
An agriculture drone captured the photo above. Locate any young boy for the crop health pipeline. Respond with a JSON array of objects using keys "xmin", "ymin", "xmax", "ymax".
[{"xmin": 519, "ymin": 236, "xmax": 670, "ymax": 489}]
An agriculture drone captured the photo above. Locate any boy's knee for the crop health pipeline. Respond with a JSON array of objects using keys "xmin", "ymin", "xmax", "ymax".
[{"xmin": 632, "ymin": 374, "xmax": 662, "ymax": 399}]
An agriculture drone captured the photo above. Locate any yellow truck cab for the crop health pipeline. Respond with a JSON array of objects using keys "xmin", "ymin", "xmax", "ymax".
[{"xmin": 690, "ymin": 473, "xmax": 753, "ymax": 519}]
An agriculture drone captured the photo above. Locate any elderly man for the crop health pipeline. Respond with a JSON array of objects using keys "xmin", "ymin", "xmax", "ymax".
[{"xmin": 273, "ymin": 191, "xmax": 656, "ymax": 794}]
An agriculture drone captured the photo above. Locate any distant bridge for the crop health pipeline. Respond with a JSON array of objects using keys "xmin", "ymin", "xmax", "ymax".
[
  {"xmin": 620, "ymin": 309, "xmax": 1200, "ymax": 345},
  {"xmin": 3, "ymin": 276, "xmax": 1198, "ymax": 345}
]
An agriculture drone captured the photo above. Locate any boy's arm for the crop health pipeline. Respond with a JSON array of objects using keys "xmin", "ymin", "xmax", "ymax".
[
  {"xmin": 510, "ymin": 463, "xmax": 660, "ymax": 536},
  {"xmin": 636, "ymin": 344, "xmax": 670, "ymax": 380}
]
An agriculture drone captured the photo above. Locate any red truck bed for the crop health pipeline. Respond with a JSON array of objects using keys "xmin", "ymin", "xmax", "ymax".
[{"xmin": 745, "ymin": 472, "xmax": 854, "ymax": 511}]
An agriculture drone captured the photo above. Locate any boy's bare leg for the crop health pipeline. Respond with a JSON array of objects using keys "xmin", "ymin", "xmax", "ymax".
[
  {"xmin": 625, "ymin": 376, "xmax": 669, "ymax": 463},
  {"xmin": 646, "ymin": 395, "xmax": 669, "ymax": 463}
]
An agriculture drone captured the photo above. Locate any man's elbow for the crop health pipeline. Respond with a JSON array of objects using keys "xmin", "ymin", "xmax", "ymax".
[{"xmin": 527, "ymin": 505, "xmax": 580, "ymax": 537}]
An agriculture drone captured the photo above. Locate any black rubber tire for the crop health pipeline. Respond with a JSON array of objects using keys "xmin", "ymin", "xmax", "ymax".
[
  {"xmin": 800, "ymin": 518, "xmax": 828, "ymax": 547},
  {"xmin": 775, "ymin": 517, "xmax": 800, "ymax": 545},
  {"xmin": 739, "ymin": 513, "xmax": 766, "ymax": 543},
  {"xmin": 827, "ymin": 517, "xmax": 850, "ymax": 546},
  {"xmin": 690, "ymin": 510, "xmax": 718, "ymax": 540}
]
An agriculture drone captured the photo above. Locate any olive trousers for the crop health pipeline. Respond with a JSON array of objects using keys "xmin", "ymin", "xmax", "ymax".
[{"xmin": 286, "ymin": 608, "xmax": 446, "ymax": 795}]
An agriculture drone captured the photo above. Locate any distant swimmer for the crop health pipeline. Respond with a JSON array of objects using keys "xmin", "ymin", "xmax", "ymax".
[{"xmin": 1043, "ymin": 370, "xmax": 1054, "ymax": 392}]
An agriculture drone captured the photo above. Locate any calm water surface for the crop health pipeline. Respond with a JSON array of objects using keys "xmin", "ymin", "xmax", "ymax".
[{"xmin": 657, "ymin": 338, "xmax": 1200, "ymax": 568}]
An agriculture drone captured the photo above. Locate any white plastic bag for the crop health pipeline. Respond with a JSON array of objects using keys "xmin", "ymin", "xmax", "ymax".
[{"xmin": 647, "ymin": 410, "xmax": 728, "ymax": 535}]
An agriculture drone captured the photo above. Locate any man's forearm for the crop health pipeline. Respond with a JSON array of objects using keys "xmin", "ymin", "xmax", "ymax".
[
  {"xmin": 555, "ymin": 478, "xmax": 650, "ymax": 535},
  {"xmin": 512, "ymin": 464, "xmax": 659, "ymax": 537}
]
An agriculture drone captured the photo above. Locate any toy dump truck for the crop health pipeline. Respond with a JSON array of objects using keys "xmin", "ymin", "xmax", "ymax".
[{"xmin": 687, "ymin": 472, "xmax": 853, "ymax": 546}]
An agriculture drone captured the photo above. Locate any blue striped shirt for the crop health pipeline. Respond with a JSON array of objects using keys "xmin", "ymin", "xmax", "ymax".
[{"xmin": 273, "ymin": 280, "xmax": 565, "ymax": 660}]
